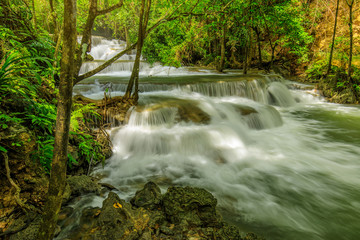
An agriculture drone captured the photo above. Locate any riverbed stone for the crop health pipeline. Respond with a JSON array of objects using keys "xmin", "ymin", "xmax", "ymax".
[
  {"xmin": 162, "ymin": 186, "xmax": 222, "ymax": 227},
  {"xmin": 61, "ymin": 182, "xmax": 263, "ymax": 240},
  {"xmin": 66, "ymin": 175, "xmax": 101, "ymax": 197},
  {"xmin": 130, "ymin": 181, "xmax": 162, "ymax": 210}
]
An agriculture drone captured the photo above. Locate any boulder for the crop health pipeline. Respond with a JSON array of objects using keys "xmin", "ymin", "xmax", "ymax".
[
  {"xmin": 162, "ymin": 186, "xmax": 221, "ymax": 227},
  {"xmin": 130, "ymin": 181, "xmax": 162, "ymax": 210},
  {"xmin": 66, "ymin": 175, "xmax": 101, "ymax": 197},
  {"xmin": 58, "ymin": 182, "xmax": 263, "ymax": 240}
]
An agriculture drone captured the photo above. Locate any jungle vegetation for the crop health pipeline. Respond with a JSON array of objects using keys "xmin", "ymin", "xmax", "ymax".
[{"xmin": 0, "ymin": 0, "xmax": 359, "ymax": 239}]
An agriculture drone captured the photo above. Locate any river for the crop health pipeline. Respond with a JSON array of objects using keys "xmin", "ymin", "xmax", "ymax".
[
  {"xmin": 60, "ymin": 37, "xmax": 360, "ymax": 240},
  {"xmin": 70, "ymin": 71, "xmax": 360, "ymax": 240}
]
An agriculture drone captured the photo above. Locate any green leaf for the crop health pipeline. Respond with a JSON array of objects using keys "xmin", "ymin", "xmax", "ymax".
[{"xmin": 0, "ymin": 146, "xmax": 7, "ymax": 153}]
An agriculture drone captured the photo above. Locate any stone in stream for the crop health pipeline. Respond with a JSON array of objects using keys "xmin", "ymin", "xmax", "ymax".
[
  {"xmin": 62, "ymin": 175, "xmax": 102, "ymax": 203},
  {"xmin": 66, "ymin": 175, "xmax": 101, "ymax": 197},
  {"xmin": 162, "ymin": 186, "xmax": 221, "ymax": 227},
  {"xmin": 130, "ymin": 181, "xmax": 162, "ymax": 210},
  {"xmin": 66, "ymin": 182, "xmax": 263, "ymax": 240}
]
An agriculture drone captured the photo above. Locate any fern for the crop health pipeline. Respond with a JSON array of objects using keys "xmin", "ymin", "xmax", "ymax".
[{"xmin": 71, "ymin": 103, "xmax": 100, "ymax": 132}]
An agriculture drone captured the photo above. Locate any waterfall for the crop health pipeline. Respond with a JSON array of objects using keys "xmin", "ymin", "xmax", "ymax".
[{"xmin": 63, "ymin": 38, "xmax": 360, "ymax": 240}]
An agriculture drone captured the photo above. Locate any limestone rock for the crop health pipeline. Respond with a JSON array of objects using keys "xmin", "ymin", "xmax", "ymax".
[
  {"xmin": 162, "ymin": 186, "xmax": 221, "ymax": 227},
  {"xmin": 66, "ymin": 175, "xmax": 101, "ymax": 197},
  {"xmin": 130, "ymin": 181, "xmax": 162, "ymax": 210}
]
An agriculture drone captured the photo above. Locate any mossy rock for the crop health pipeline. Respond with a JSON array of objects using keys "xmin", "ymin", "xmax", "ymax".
[
  {"xmin": 130, "ymin": 181, "xmax": 162, "ymax": 210},
  {"xmin": 162, "ymin": 186, "xmax": 221, "ymax": 227},
  {"xmin": 66, "ymin": 175, "xmax": 101, "ymax": 197}
]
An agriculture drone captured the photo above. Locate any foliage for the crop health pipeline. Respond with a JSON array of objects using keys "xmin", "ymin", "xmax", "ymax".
[
  {"xmin": 305, "ymin": 59, "xmax": 328, "ymax": 80},
  {"xmin": 0, "ymin": 51, "xmax": 38, "ymax": 101},
  {"xmin": 70, "ymin": 103, "xmax": 101, "ymax": 132},
  {"xmin": 34, "ymin": 136, "xmax": 54, "ymax": 173},
  {"xmin": 25, "ymin": 102, "xmax": 57, "ymax": 134},
  {"xmin": 0, "ymin": 111, "xmax": 22, "ymax": 130}
]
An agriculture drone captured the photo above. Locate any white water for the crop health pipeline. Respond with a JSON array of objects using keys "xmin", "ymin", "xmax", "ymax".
[
  {"xmin": 74, "ymin": 74, "xmax": 360, "ymax": 240},
  {"xmin": 79, "ymin": 36, "xmax": 217, "ymax": 76},
  {"xmin": 65, "ymin": 38, "xmax": 360, "ymax": 239}
]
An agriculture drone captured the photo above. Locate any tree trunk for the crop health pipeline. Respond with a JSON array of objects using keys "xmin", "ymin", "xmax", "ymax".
[
  {"xmin": 255, "ymin": 28, "xmax": 262, "ymax": 69},
  {"xmin": 345, "ymin": 0, "xmax": 357, "ymax": 99},
  {"xmin": 269, "ymin": 39, "xmax": 276, "ymax": 69},
  {"xmin": 326, "ymin": 0, "xmax": 340, "ymax": 76},
  {"xmin": 346, "ymin": 0, "xmax": 354, "ymax": 82},
  {"xmin": 217, "ymin": 17, "xmax": 226, "ymax": 72},
  {"xmin": 37, "ymin": 0, "xmax": 77, "ymax": 239},
  {"xmin": 125, "ymin": 26, "xmax": 131, "ymax": 48},
  {"xmin": 243, "ymin": 42, "xmax": 248, "ymax": 74},
  {"xmin": 32, "ymin": 0, "xmax": 36, "ymax": 28},
  {"xmin": 75, "ymin": 0, "xmax": 98, "ymax": 74},
  {"xmin": 75, "ymin": 0, "xmax": 125, "ymax": 77},
  {"xmin": 124, "ymin": 0, "xmax": 151, "ymax": 99},
  {"xmin": 49, "ymin": 0, "xmax": 59, "ymax": 42}
]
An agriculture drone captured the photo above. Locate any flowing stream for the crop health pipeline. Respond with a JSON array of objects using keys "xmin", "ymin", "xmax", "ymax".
[{"xmin": 64, "ymin": 38, "xmax": 360, "ymax": 240}]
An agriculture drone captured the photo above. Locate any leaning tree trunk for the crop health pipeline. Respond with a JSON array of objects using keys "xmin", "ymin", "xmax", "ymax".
[
  {"xmin": 326, "ymin": 0, "xmax": 340, "ymax": 76},
  {"xmin": 37, "ymin": 0, "xmax": 77, "ymax": 239},
  {"xmin": 124, "ymin": 0, "xmax": 151, "ymax": 100}
]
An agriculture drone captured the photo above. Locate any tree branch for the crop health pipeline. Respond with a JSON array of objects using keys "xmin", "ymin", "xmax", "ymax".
[
  {"xmin": 96, "ymin": 0, "xmax": 124, "ymax": 15},
  {"xmin": 75, "ymin": 43, "xmax": 137, "ymax": 84}
]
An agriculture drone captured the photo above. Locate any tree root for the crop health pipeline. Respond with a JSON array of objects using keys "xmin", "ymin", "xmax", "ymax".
[
  {"xmin": 2, "ymin": 152, "xmax": 27, "ymax": 211},
  {"xmin": 1, "ymin": 152, "xmax": 41, "ymax": 214}
]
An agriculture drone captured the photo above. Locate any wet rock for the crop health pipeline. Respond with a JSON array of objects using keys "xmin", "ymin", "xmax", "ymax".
[
  {"xmin": 233, "ymin": 104, "xmax": 257, "ymax": 116},
  {"xmin": 66, "ymin": 175, "xmax": 101, "ymax": 197},
  {"xmin": 92, "ymin": 192, "xmax": 149, "ymax": 239},
  {"xmin": 316, "ymin": 74, "xmax": 359, "ymax": 104},
  {"xmin": 162, "ymin": 186, "xmax": 221, "ymax": 227},
  {"xmin": 135, "ymin": 99, "xmax": 211, "ymax": 124},
  {"xmin": 100, "ymin": 182, "xmax": 118, "ymax": 191},
  {"xmin": 8, "ymin": 214, "xmax": 41, "ymax": 240},
  {"xmin": 130, "ymin": 181, "xmax": 162, "ymax": 210},
  {"xmin": 61, "ymin": 182, "xmax": 263, "ymax": 240}
]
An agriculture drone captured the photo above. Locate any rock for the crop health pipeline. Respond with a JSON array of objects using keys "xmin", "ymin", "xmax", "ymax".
[
  {"xmin": 130, "ymin": 181, "xmax": 162, "ymax": 210},
  {"xmin": 59, "ymin": 182, "xmax": 263, "ymax": 240},
  {"xmin": 135, "ymin": 99, "xmax": 211, "ymax": 124},
  {"xmin": 100, "ymin": 182, "xmax": 118, "ymax": 191},
  {"xmin": 91, "ymin": 192, "xmax": 149, "ymax": 239},
  {"xmin": 66, "ymin": 175, "xmax": 101, "ymax": 197},
  {"xmin": 162, "ymin": 186, "xmax": 221, "ymax": 227},
  {"xmin": 8, "ymin": 214, "xmax": 41, "ymax": 240}
]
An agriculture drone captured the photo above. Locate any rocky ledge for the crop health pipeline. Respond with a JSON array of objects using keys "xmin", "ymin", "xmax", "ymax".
[{"xmin": 60, "ymin": 181, "xmax": 263, "ymax": 240}]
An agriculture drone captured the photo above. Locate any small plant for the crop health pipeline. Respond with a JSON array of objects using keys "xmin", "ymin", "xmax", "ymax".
[
  {"xmin": 70, "ymin": 103, "xmax": 101, "ymax": 132},
  {"xmin": 0, "ymin": 111, "xmax": 22, "ymax": 130},
  {"xmin": 305, "ymin": 59, "xmax": 327, "ymax": 80},
  {"xmin": 25, "ymin": 102, "xmax": 56, "ymax": 134},
  {"xmin": 34, "ymin": 136, "xmax": 54, "ymax": 173}
]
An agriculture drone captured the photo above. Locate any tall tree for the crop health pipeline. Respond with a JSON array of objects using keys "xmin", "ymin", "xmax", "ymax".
[
  {"xmin": 345, "ymin": 0, "xmax": 355, "ymax": 82},
  {"xmin": 37, "ymin": 0, "xmax": 77, "ymax": 239},
  {"xmin": 345, "ymin": 0, "xmax": 358, "ymax": 99},
  {"xmin": 326, "ymin": 0, "xmax": 340, "ymax": 76}
]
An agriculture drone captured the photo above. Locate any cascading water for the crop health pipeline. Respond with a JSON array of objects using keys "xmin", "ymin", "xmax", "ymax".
[
  {"xmin": 61, "ymin": 38, "xmax": 360, "ymax": 240},
  {"xmin": 78, "ymin": 36, "xmax": 210, "ymax": 76}
]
